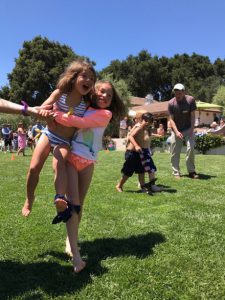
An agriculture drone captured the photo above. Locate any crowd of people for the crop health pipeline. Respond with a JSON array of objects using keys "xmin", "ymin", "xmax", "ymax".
[
  {"xmin": 0, "ymin": 58, "xmax": 217, "ymax": 275},
  {"xmin": 0, "ymin": 121, "xmax": 44, "ymax": 155}
]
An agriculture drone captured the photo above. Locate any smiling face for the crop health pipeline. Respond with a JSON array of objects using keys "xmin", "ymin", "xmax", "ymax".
[
  {"xmin": 75, "ymin": 69, "xmax": 95, "ymax": 95},
  {"xmin": 95, "ymin": 82, "xmax": 113, "ymax": 109}
]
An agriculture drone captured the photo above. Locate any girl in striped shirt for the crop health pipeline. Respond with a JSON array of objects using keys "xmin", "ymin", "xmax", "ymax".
[{"xmin": 22, "ymin": 60, "xmax": 96, "ymax": 217}]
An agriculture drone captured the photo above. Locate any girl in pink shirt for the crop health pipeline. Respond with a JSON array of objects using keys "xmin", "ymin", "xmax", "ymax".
[{"xmin": 54, "ymin": 80, "xmax": 125, "ymax": 273}]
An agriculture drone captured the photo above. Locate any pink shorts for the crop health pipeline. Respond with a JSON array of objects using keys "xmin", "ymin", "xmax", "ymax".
[{"xmin": 67, "ymin": 153, "xmax": 94, "ymax": 172}]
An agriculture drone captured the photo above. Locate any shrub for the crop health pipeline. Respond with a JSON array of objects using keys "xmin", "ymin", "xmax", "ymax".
[
  {"xmin": 150, "ymin": 136, "xmax": 168, "ymax": 148},
  {"xmin": 195, "ymin": 134, "xmax": 225, "ymax": 154},
  {"xmin": 151, "ymin": 134, "xmax": 225, "ymax": 155}
]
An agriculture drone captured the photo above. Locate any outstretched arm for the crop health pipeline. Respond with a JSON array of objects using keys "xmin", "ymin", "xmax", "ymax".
[
  {"xmin": 0, "ymin": 98, "xmax": 52, "ymax": 120},
  {"xmin": 0, "ymin": 98, "xmax": 29, "ymax": 115},
  {"xmin": 55, "ymin": 109, "xmax": 112, "ymax": 128}
]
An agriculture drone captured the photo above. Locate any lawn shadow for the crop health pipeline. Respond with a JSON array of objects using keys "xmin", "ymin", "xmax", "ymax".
[
  {"xmin": 126, "ymin": 186, "xmax": 177, "ymax": 194},
  {"xmin": 160, "ymin": 187, "xmax": 177, "ymax": 193},
  {"xmin": 126, "ymin": 189, "xmax": 153, "ymax": 195},
  {"xmin": 0, "ymin": 232, "xmax": 165, "ymax": 299},
  {"xmin": 49, "ymin": 231, "xmax": 166, "ymax": 276},
  {"xmin": 182, "ymin": 173, "xmax": 216, "ymax": 180}
]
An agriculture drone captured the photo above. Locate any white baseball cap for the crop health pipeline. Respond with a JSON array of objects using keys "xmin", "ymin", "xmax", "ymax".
[{"xmin": 173, "ymin": 83, "xmax": 185, "ymax": 91}]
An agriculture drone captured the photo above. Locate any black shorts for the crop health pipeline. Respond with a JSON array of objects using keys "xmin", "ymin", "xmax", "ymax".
[
  {"xmin": 4, "ymin": 139, "xmax": 12, "ymax": 146},
  {"xmin": 121, "ymin": 150, "xmax": 145, "ymax": 177}
]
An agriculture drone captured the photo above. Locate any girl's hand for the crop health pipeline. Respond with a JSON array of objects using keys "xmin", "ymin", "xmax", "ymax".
[
  {"xmin": 37, "ymin": 107, "xmax": 55, "ymax": 121},
  {"xmin": 28, "ymin": 105, "xmax": 54, "ymax": 120}
]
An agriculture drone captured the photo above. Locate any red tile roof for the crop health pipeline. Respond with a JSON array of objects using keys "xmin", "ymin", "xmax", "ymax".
[{"xmin": 131, "ymin": 101, "xmax": 169, "ymax": 116}]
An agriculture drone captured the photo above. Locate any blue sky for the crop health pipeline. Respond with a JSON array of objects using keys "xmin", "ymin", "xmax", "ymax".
[{"xmin": 1, "ymin": 0, "xmax": 225, "ymax": 88}]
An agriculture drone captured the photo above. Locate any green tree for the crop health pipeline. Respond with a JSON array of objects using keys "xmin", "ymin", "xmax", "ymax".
[
  {"xmin": 100, "ymin": 51, "xmax": 222, "ymax": 102},
  {"xmin": 100, "ymin": 50, "xmax": 162, "ymax": 98},
  {"xmin": 8, "ymin": 36, "xmax": 93, "ymax": 105},
  {"xmin": 214, "ymin": 58, "xmax": 225, "ymax": 79},
  {"xmin": 0, "ymin": 85, "xmax": 10, "ymax": 99},
  {"xmin": 98, "ymin": 73, "xmax": 131, "ymax": 137},
  {"xmin": 213, "ymin": 85, "xmax": 225, "ymax": 114}
]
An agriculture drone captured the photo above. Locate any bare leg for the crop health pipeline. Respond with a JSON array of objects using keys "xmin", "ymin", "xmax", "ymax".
[
  {"xmin": 78, "ymin": 164, "xmax": 94, "ymax": 222},
  {"xmin": 66, "ymin": 213, "xmax": 86, "ymax": 273},
  {"xmin": 52, "ymin": 145, "xmax": 70, "ymax": 212},
  {"xmin": 116, "ymin": 175, "xmax": 129, "ymax": 192},
  {"xmin": 52, "ymin": 145, "xmax": 70, "ymax": 196},
  {"xmin": 22, "ymin": 134, "xmax": 51, "ymax": 216},
  {"xmin": 65, "ymin": 163, "xmax": 94, "ymax": 272},
  {"xmin": 138, "ymin": 173, "xmax": 145, "ymax": 187},
  {"xmin": 66, "ymin": 163, "xmax": 85, "ymax": 272},
  {"xmin": 17, "ymin": 147, "xmax": 23, "ymax": 155}
]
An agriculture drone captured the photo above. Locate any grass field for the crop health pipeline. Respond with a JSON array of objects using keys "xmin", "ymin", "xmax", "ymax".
[{"xmin": 1, "ymin": 150, "xmax": 225, "ymax": 300}]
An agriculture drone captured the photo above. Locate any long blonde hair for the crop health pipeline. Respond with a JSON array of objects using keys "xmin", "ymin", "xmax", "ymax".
[{"xmin": 57, "ymin": 60, "xmax": 96, "ymax": 94}]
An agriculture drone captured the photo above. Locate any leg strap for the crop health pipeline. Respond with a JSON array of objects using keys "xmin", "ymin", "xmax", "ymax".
[
  {"xmin": 54, "ymin": 194, "xmax": 66, "ymax": 202},
  {"xmin": 70, "ymin": 204, "xmax": 81, "ymax": 214}
]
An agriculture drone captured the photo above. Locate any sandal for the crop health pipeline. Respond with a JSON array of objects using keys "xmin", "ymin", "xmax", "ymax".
[
  {"xmin": 52, "ymin": 207, "xmax": 72, "ymax": 224},
  {"xmin": 52, "ymin": 195, "xmax": 71, "ymax": 224}
]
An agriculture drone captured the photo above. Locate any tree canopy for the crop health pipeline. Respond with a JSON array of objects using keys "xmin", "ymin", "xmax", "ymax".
[
  {"xmin": 99, "ymin": 50, "xmax": 225, "ymax": 101},
  {"xmin": 7, "ymin": 36, "xmax": 92, "ymax": 105},
  {"xmin": 213, "ymin": 85, "xmax": 225, "ymax": 114},
  {"xmin": 1, "ymin": 38, "xmax": 225, "ymax": 106}
]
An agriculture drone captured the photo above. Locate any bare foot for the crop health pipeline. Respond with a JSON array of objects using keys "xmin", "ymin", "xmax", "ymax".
[
  {"xmin": 22, "ymin": 199, "xmax": 34, "ymax": 217},
  {"xmin": 73, "ymin": 258, "xmax": 86, "ymax": 273},
  {"xmin": 55, "ymin": 198, "xmax": 67, "ymax": 212},
  {"xmin": 116, "ymin": 185, "xmax": 123, "ymax": 192}
]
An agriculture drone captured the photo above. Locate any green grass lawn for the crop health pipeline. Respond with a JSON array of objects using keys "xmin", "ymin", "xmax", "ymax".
[{"xmin": 1, "ymin": 150, "xmax": 225, "ymax": 300}]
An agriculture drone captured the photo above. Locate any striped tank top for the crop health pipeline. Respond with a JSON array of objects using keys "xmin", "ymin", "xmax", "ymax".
[{"xmin": 55, "ymin": 94, "xmax": 87, "ymax": 117}]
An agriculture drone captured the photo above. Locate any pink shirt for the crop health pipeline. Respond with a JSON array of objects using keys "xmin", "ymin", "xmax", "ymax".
[{"xmin": 55, "ymin": 108, "xmax": 112, "ymax": 161}]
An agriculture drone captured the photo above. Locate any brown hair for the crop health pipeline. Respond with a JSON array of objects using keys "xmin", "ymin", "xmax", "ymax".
[
  {"xmin": 57, "ymin": 59, "xmax": 96, "ymax": 94},
  {"xmin": 93, "ymin": 80, "xmax": 126, "ymax": 121}
]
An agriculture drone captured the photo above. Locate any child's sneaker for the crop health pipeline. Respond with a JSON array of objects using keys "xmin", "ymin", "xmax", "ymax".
[
  {"xmin": 140, "ymin": 185, "xmax": 149, "ymax": 193},
  {"xmin": 145, "ymin": 179, "xmax": 163, "ymax": 193}
]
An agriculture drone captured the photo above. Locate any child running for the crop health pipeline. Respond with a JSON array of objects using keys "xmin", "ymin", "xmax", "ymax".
[
  {"xmin": 54, "ymin": 80, "xmax": 126, "ymax": 272},
  {"xmin": 22, "ymin": 60, "xmax": 96, "ymax": 217}
]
